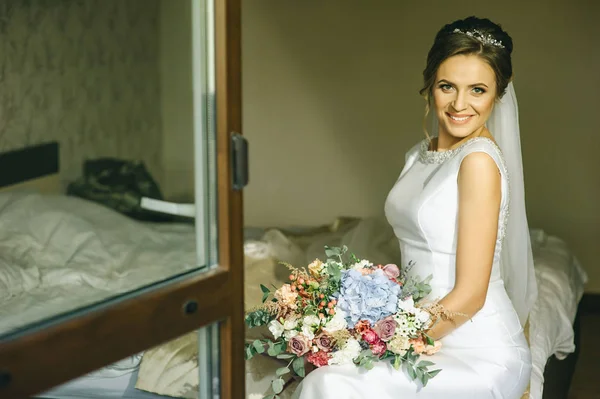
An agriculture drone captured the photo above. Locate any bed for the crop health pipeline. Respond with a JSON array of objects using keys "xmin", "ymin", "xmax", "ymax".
[{"xmin": 0, "ymin": 143, "xmax": 587, "ymax": 399}]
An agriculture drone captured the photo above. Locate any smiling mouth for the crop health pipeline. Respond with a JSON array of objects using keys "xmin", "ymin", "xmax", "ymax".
[{"xmin": 446, "ymin": 113, "xmax": 474, "ymax": 124}]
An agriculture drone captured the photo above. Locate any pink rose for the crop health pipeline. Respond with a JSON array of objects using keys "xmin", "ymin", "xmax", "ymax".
[
  {"xmin": 383, "ymin": 264, "xmax": 400, "ymax": 279},
  {"xmin": 362, "ymin": 329, "xmax": 379, "ymax": 345},
  {"xmin": 373, "ymin": 316, "xmax": 397, "ymax": 342},
  {"xmin": 288, "ymin": 334, "xmax": 311, "ymax": 356},
  {"xmin": 307, "ymin": 350, "xmax": 330, "ymax": 367},
  {"xmin": 315, "ymin": 332, "xmax": 336, "ymax": 352},
  {"xmin": 371, "ymin": 340, "xmax": 387, "ymax": 357}
]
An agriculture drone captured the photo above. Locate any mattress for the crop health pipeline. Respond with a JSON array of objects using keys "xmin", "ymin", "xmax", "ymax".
[
  {"xmin": 36, "ymin": 354, "xmax": 171, "ymax": 399},
  {"xmin": 0, "ymin": 192, "xmax": 198, "ymax": 335}
]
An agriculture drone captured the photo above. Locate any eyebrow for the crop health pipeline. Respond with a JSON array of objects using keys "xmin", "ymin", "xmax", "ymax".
[{"xmin": 437, "ymin": 79, "xmax": 489, "ymax": 88}]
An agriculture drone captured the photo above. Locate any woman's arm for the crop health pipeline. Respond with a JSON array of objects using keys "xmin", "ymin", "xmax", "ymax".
[{"xmin": 425, "ymin": 151, "xmax": 502, "ymax": 340}]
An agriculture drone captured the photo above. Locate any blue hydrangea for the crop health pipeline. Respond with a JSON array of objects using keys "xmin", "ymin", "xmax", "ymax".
[{"xmin": 335, "ymin": 269, "xmax": 401, "ymax": 328}]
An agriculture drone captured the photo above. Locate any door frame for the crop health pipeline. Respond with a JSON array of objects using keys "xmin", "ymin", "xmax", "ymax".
[{"xmin": 0, "ymin": 0, "xmax": 244, "ymax": 398}]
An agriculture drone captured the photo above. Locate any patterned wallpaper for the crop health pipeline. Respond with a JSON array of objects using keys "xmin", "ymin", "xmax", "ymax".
[{"xmin": 0, "ymin": 0, "xmax": 162, "ymax": 187}]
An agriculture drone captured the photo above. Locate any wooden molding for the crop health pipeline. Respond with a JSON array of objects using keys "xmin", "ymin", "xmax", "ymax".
[
  {"xmin": 0, "ymin": 268, "xmax": 231, "ymax": 399},
  {"xmin": 215, "ymin": 0, "xmax": 244, "ymax": 397}
]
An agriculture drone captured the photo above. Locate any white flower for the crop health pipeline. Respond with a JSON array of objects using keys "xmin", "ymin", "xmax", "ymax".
[
  {"xmin": 323, "ymin": 309, "xmax": 348, "ymax": 333},
  {"xmin": 268, "ymin": 320, "xmax": 284, "ymax": 339},
  {"xmin": 388, "ymin": 335, "xmax": 410, "ymax": 355},
  {"xmin": 312, "ymin": 345, "xmax": 319, "ymax": 353},
  {"xmin": 303, "ymin": 315, "xmax": 320, "ymax": 327},
  {"xmin": 283, "ymin": 318, "xmax": 298, "ymax": 330},
  {"xmin": 397, "ymin": 296, "xmax": 416, "ymax": 313},
  {"xmin": 415, "ymin": 309, "xmax": 431, "ymax": 326},
  {"xmin": 302, "ymin": 324, "xmax": 315, "ymax": 340},
  {"xmin": 328, "ymin": 337, "xmax": 361, "ymax": 365},
  {"xmin": 284, "ymin": 329, "xmax": 298, "ymax": 340},
  {"xmin": 351, "ymin": 259, "xmax": 373, "ymax": 271}
]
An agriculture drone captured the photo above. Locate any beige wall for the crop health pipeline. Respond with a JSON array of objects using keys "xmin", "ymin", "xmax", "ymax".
[
  {"xmin": 159, "ymin": 0, "xmax": 195, "ymax": 201},
  {"xmin": 242, "ymin": 1, "xmax": 600, "ymax": 292}
]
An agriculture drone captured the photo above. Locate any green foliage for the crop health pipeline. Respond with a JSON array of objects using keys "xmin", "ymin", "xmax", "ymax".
[{"xmin": 244, "ymin": 309, "xmax": 272, "ymax": 328}]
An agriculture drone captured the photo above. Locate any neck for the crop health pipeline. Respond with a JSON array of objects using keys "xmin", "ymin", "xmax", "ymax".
[{"xmin": 435, "ymin": 126, "xmax": 488, "ymax": 152}]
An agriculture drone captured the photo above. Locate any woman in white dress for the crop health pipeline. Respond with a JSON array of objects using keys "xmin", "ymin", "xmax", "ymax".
[{"xmin": 293, "ymin": 16, "xmax": 537, "ymax": 399}]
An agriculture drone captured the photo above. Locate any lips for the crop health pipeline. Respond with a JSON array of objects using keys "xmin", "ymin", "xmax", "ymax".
[{"xmin": 446, "ymin": 112, "xmax": 474, "ymax": 125}]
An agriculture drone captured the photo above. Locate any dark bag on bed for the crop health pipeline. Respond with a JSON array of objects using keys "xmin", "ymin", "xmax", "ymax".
[{"xmin": 66, "ymin": 158, "xmax": 174, "ymax": 222}]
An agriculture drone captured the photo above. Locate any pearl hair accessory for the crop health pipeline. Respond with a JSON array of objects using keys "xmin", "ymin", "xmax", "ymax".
[{"xmin": 452, "ymin": 28, "xmax": 505, "ymax": 49}]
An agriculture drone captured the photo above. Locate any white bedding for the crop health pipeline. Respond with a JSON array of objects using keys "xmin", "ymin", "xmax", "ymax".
[
  {"xmin": 527, "ymin": 229, "xmax": 587, "ymax": 398},
  {"xmin": 0, "ymin": 192, "xmax": 198, "ymax": 335},
  {"xmin": 37, "ymin": 354, "xmax": 171, "ymax": 399}
]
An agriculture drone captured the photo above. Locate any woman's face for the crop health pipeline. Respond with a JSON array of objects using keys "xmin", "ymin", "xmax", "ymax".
[{"xmin": 433, "ymin": 54, "xmax": 497, "ymax": 140}]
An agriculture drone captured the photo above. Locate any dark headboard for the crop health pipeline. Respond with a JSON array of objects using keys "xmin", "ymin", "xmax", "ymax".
[{"xmin": 0, "ymin": 142, "xmax": 59, "ymax": 188}]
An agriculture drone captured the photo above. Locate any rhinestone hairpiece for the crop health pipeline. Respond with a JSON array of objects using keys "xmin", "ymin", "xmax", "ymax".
[{"xmin": 453, "ymin": 28, "xmax": 505, "ymax": 49}]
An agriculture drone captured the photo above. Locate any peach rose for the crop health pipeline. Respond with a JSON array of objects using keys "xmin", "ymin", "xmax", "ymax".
[
  {"xmin": 410, "ymin": 337, "xmax": 442, "ymax": 355},
  {"xmin": 275, "ymin": 284, "xmax": 298, "ymax": 309}
]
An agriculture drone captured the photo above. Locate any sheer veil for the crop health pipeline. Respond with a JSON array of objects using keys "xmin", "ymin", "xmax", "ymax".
[{"xmin": 431, "ymin": 81, "xmax": 538, "ymax": 327}]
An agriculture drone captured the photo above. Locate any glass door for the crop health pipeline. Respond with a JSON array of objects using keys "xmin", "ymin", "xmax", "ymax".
[{"xmin": 0, "ymin": 0, "xmax": 244, "ymax": 397}]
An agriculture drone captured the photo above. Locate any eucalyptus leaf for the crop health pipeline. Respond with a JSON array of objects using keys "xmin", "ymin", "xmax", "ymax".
[
  {"xmin": 418, "ymin": 360, "xmax": 435, "ymax": 367},
  {"xmin": 267, "ymin": 342, "xmax": 279, "ymax": 356},
  {"xmin": 277, "ymin": 353, "xmax": 295, "ymax": 359},
  {"xmin": 260, "ymin": 284, "xmax": 270, "ymax": 293},
  {"xmin": 253, "ymin": 340, "xmax": 265, "ymax": 354},
  {"xmin": 272, "ymin": 378, "xmax": 284, "ymax": 394},
  {"xmin": 428, "ymin": 369, "xmax": 442, "ymax": 378},
  {"xmin": 276, "ymin": 367, "xmax": 290, "ymax": 376},
  {"xmin": 292, "ymin": 357, "xmax": 306, "ymax": 377},
  {"xmin": 407, "ymin": 365, "xmax": 417, "ymax": 380},
  {"xmin": 415, "ymin": 367, "xmax": 424, "ymax": 381}
]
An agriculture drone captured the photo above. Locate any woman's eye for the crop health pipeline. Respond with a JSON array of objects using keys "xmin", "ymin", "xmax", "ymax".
[
  {"xmin": 440, "ymin": 84, "xmax": 453, "ymax": 91},
  {"xmin": 472, "ymin": 87, "xmax": 486, "ymax": 94}
]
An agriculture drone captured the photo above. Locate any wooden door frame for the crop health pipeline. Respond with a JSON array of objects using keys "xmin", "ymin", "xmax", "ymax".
[
  {"xmin": 215, "ymin": 0, "xmax": 245, "ymax": 398},
  {"xmin": 0, "ymin": 0, "xmax": 244, "ymax": 398}
]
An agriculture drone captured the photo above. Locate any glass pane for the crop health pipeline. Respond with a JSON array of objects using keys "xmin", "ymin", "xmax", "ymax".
[
  {"xmin": 35, "ymin": 323, "xmax": 221, "ymax": 399},
  {"xmin": 0, "ymin": 0, "xmax": 217, "ymax": 338}
]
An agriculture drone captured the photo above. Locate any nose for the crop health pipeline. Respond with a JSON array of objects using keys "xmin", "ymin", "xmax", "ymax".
[{"xmin": 451, "ymin": 91, "xmax": 468, "ymax": 112}]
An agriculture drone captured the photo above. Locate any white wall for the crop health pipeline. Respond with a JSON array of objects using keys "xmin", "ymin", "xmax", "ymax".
[{"xmin": 241, "ymin": 1, "xmax": 600, "ymax": 292}]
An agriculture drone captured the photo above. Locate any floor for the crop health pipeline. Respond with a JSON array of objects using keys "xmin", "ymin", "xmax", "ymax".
[{"xmin": 568, "ymin": 311, "xmax": 600, "ymax": 398}]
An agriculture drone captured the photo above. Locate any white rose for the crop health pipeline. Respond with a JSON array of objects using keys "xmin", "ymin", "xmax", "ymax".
[
  {"xmin": 283, "ymin": 318, "xmax": 298, "ymax": 330},
  {"xmin": 284, "ymin": 329, "xmax": 298, "ymax": 340},
  {"xmin": 303, "ymin": 315, "xmax": 320, "ymax": 327},
  {"xmin": 397, "ymin": 296, "xmax": 416, "ymax": 313},
  {"xmin": 328, "ymin": 338, "xmax": 361, "ymax": 365},
  {"xmin": 301, "ymin": 324, "xmax": 315, "ymax": 340},
  {"xmin": 351, "ymin": 259, "xmax": 373, "ymax": 271},
  {"xmin": 388, "ymin": 335, "xmax": 410, "ymax": 355},
  {"xmin": 323, "ymin": 309, "xmax": 348, "ymax": 333},
  {"xmin": 415, "ymin": 309, "xmax": 431, "ymax": 326},
  {"xmin": 268, "ymin": 320, "xmax": 284, "ymax": 339}
]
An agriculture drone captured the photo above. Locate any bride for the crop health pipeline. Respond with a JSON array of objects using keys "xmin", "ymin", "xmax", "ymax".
[{"xmin": 293, "ymin": 16, "xmax": 537, "ymax": 399}]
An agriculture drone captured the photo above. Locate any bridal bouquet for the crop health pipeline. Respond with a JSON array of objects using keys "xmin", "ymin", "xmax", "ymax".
[{"xmin": 245, "ymin": 246, "xmax": 443, "ymax": 398}]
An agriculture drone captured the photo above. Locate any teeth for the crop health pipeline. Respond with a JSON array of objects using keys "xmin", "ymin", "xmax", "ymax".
[{"xmin": 450, "ymin": 115, "xmax": 471, "ymax": 121}]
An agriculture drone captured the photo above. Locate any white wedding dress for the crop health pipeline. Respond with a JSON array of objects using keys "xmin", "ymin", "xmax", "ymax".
[{"xmin": 292, "ymin": 137, "xmax": 531, "ymax": 399}]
